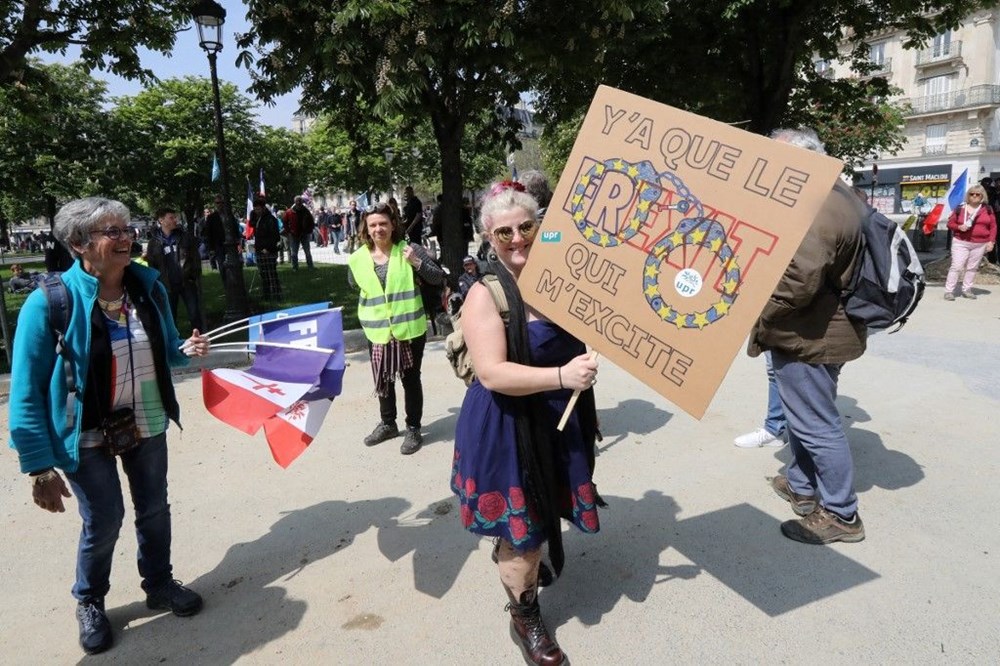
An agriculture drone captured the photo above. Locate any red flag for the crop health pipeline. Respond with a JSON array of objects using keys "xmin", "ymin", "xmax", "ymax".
[
  {"xmin": 922, "ymin": 203, "xmax": 944, "ymax": 235},
  {"xmin": 202, "ymin": 369, "xmax": 316, "ymax": 435},
  {"xmin": 262, "ymin": 397, "xmax": 334, "ymax": 468}
]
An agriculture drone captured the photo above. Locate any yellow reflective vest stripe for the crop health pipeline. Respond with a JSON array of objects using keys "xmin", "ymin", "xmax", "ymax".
[{"xmin": 348, "ymin": 242, "xmax": 427, "ymax": 343}]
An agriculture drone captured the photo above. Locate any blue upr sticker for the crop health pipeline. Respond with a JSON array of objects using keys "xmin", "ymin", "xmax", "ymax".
[{"xmin": 541, "ymin": 230, "xmax": 562, "ymax": 243}]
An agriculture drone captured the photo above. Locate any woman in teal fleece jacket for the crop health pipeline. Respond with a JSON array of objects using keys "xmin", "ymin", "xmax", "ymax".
[{"xmin": 8, "ymin": 198, "xmax": 210, "ymax": 656}]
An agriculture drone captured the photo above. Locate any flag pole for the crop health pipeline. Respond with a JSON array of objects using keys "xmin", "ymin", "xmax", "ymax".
[
  {"xmin": 197, "ymin": 341, "xmax": 337, "ymax": 354},
  {"xmin": 556, "ymin": 351, "xmax": 599, "ymax": 432},
  {"xmin": 200, "ymin": 306, "xmax": 341, "ymax": 342}
]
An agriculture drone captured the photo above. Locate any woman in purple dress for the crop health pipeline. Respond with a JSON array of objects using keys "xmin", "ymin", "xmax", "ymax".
[{"xmin": 451, "ymin": 183, "xmax": 600, "ymax": 665}]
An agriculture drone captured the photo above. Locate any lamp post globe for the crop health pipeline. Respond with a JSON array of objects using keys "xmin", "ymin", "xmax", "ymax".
[{"xmin": 191, "ymin": 0, "xmax": 248, "ymax": 321}]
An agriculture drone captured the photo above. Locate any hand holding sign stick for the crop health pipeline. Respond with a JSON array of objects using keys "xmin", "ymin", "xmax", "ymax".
[{"xmin": 557, "ymin": 351, "xmax": 600, "ymax": 431}]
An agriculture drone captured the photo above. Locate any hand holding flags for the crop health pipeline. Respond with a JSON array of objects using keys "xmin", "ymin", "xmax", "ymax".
[
  {"xmin": 923, "ymin": 168, "xmax": 967, "ymax": 235},
  {"xmin": 201, "ymin": 306, "xmax": 346, "ymax": 467}
]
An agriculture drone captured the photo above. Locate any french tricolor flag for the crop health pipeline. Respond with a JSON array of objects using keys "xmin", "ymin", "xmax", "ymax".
[
  {"xmin": 202, "ymin": 308, "xmax": 345, "ymax": 467},
  {"xmin": 923, "ymin": 168, "xmax": 967, "ymax": 234}
]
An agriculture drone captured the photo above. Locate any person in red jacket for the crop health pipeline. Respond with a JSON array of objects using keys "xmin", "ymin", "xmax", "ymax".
[{"xmin": 945, "ymin": 184, "xmax": 997, "ymax": 300}]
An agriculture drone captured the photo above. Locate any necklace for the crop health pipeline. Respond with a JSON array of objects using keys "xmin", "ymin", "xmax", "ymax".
[{"xmin": 98, "ymin": 294, "xmax": 124, "ymax": 311}]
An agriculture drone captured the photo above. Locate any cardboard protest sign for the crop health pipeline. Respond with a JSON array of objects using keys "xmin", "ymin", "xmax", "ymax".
[{"xmin": 519, "ymin": 85, "xmax": 844, "ymax": 419}]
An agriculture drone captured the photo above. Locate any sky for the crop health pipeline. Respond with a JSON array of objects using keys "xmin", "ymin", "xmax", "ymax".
[{"xmin": 39, "ymin": 0, "xmax": 300, "ymax": 128}]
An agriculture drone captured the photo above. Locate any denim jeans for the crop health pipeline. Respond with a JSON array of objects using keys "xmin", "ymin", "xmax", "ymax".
[
  {"xmin": 771, "ymin": 351, "xmax": 858, "ymax": 518},
  {"xmin": 168, "ymin": 281, "xmax": 205, "ymax": 332},
  {"xmin": 763, "ymin": 351, "xmax": 787, "ymax": 437},
  {"xmin": 288, "ymin": 235, "xmax": 314, "ymax": 269},
  {"xmin": 64, "ymin": 432, "xmax": 172, "ymax": 601},
  {"xmin": 330, "ymin": 227, "xmax": 343, "ymax": 253}
]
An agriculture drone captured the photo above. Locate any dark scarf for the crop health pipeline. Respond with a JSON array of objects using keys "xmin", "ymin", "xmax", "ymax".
[{"xmin": 488, "ymin": 260, "xmax": 578, "ymax": 577}]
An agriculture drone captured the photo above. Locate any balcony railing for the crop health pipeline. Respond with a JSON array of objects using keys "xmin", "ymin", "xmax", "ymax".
[
  {"xmin": 916, "ymin": 40, "xmax": 962, "ymax": 67},
  {"xmin": 904, "ymin": 85, "xmax": 1000, "ymax": 115},
  {"xmin": 860, "ymin": 58, "xmax": 892, "ymax": 78},
  {"xmin": 921, "ymin": 144, "xmax": 947, "ymax": 156}
]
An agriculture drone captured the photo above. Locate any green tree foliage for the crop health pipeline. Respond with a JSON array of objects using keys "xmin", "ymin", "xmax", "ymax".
[
  {"xmin": 256, "ymin": 125, "xmax": 312, "ymax": 208},
  {"xmin": 0, "ymin": 61, "xmax": 117, "ymax": 229},
  {"xmin": 527, "ymin": 0, "xmax": 989, "ymax": 163},
  {"xmin": 238, "ymin": 0, "xmax": 526, "ymax": 271},
  {"xmin": 539, "ymin": 112, "xmax": 584, "ymax": 185},
  {"xmin": 0, "ymin": 1, "xmax": 190, "ymax": 87},
  {"xmin": 112, "ymin": 77, "xmax": 260, "ymax": 221}
]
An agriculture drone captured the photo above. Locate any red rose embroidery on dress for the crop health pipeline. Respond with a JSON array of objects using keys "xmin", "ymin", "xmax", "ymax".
[
  {"xmin": 453, "ymin": 472, "xmax": 463, "ymax": 492},
  {"xmin": 577, "ymin": 482, "xmax": 595, "ymax": 506},
  {"xmin": 465, "ymin": 477, "xmax": 476, "ymax": 497},
  {"xmin": 477, "ymin": 491, "xmax": 508, "ymax": 523},
  {"xmin": 460, "ymin": 504, "xmax": 474, "ymax": 527},
  {"xmin": 509, "ymin": 515, "xmax": 528, "ymax": 541},
  {"xmin": 581, "ymin": 508, "xmax": 599, "ymax": 531},
  {"xmin": 509, "ymin": 487, "xmax": 525, "ymax": 511}
]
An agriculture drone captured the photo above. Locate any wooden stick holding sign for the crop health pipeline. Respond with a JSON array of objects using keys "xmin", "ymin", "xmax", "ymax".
[{"xmin": 556, "ymin": 351, "xmax": 600, "ymax": 432}]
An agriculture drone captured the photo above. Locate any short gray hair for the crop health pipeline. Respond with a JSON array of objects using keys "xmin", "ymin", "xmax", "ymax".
[
  {"xmin": 54, "ymin": 197, "xmax": 131, "ymax": 257},
  {"xmin": 770, "ymin": 127, "xmax": 826, "ymax": 154},
  {"xmin": 479, "ymin": 186, "xmax": 539, "ymax": 237},
  {"xmin": 518, "ymin": 170, "xmax": 551, "ymax": 208}
]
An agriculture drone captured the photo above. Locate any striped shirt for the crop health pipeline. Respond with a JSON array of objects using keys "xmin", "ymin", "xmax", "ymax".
[{"xmin": 79, "ymin": 299, "xmax": 167, "ymax": 447}]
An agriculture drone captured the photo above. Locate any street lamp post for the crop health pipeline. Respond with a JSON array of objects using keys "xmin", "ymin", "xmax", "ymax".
[{"xmin": 192, "ymin": 0, "xmax": 248, "ymax": 322}]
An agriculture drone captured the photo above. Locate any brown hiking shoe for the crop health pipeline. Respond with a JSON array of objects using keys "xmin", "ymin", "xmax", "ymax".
[
  {"xmin": 769, "ymin": 475, "xmax": 817, "ymax": 516},
  {"xmin": 780, "ymin": 506, "xmax": 865, "ymax": 544}
]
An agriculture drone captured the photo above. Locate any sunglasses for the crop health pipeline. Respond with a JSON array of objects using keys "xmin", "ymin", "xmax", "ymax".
[
  {"xmin": 90, "ymin": 226, "xmax": 138, "ymax": 241},
  {"xmin": 491, "ymin": 219, "xmax": 538, "ymax": 244},
  {"xmin": 364, "ymin": 202, "xmax": 398, "ymax": 216},
  {"xmin": 970, "ymin": 193, "xmax": 984, "ymax": 197}
]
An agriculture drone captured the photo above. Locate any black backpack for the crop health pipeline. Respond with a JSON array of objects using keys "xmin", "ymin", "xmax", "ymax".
[
  {"xmin": 40, "ymin": 274, "xmax": 77, "ymax": 395},
  {"xmin": 843, "ymin": 206, "xmax": 925, "ymax": 333}
]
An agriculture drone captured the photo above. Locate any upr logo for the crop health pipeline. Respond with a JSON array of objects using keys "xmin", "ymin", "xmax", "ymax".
[{"xmin": 541, "ymin": 230, "xmax": 562, "ymax": 243}]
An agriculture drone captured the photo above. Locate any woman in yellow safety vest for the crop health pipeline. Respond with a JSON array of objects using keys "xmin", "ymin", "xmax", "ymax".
[{"xmin": 347, "ymin": 201, "xmax": 445, "ymax": 455}]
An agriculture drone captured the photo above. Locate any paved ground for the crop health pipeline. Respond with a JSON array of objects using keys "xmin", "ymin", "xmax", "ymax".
[{"xmin": 2, "ymin": 254, "xmax": 999, "ymax": 664}]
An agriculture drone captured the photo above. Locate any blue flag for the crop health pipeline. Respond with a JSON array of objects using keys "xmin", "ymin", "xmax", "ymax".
[
  {"xmin": 211, "ymin": 154, "xmax": 220, "ymax": 182},
  {"xmin": 947, "ymin": 168, "xmax": 967, "ymax": 213}
]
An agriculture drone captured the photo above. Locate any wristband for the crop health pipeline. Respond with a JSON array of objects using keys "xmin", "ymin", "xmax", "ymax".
[
  {"xmin": 558, "ymin": 366, "xmax": 564, "ymax": 389},
  {"xmin": 31, "ymin": 469, "xmax": 58, "ymax": 487}
]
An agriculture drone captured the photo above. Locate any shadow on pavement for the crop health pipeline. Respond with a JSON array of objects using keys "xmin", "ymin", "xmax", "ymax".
[
  {"xmin": 596, "ymin": 399, "xmax": 673, "ymax": 454},
  {"xmin": 838, "ymin": 396, "xmax": 924, "ymax": 492},
  {"xmin": 377, "ymin": 495, "xmax": 481, "ymax": 599},
  {"xmin": 91, "ymin": 497, "xmax": 410, "ymax": 665},
  {"xmin": 544, "ymin": 491, "xmax": 879, "ymax": 630},
  {"xmin": 771, "ymin": 395, "xmax": 924, "ymax": 493}
]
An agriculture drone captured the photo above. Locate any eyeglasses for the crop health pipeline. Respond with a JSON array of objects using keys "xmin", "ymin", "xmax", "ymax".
[
  {"xmin": 970, "ymin": 193, "xmax": 984, "ymax": 198},
  {"xmin": 365, "ymin": 202, "xmax": 394, "ymax": 215},
  {"xmin": 90, "ymin": 226, "xmax": 138, "ymax": 241},
  {"xmin": 491, "ymin": 219, "xmax": 538, "ymax": 244}
]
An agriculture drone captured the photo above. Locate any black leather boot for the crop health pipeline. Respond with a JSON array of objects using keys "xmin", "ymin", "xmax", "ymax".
[{"xmin": 507, "ymin": 589, "xmax": 566, "ymax": 666}]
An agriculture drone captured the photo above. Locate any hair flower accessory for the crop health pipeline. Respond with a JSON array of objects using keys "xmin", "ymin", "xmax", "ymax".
[{"xmin": 489, "ymin": 180, "xmax": 526, "ymax": 196}]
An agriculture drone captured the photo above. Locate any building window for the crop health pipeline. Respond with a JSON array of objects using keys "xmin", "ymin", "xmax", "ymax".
[
  {"xmin": 925, "ymin": 123, "xmax": 947, "ymax": 154},
  {"xmin": 869, "ymin": 42, "xmax": 886, "ymax": 66},
  {"xmin": 923, "ymin": 74, "xmax": 953, "ymax": 97},
  {"xmin": 814, "ymin": 59, "xmax": 831, "ymax": 76},
  {"xmin": 931, "ymin": 32, "xmax": 952, "ymax": 58}
]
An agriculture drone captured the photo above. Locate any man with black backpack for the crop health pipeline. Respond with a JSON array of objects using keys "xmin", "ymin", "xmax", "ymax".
[{"xmin": 749, "ymin": 127, "xmax": 868, "ymax": 546}]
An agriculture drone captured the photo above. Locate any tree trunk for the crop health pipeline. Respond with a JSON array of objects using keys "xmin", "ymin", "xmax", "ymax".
[
  {"xmin": 45, "ymin": 194, "xmax": 56, "ymax": 230},
  {"xmin": 433, "ymin": 121, "xmax": 467, "ymax": 277}
]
